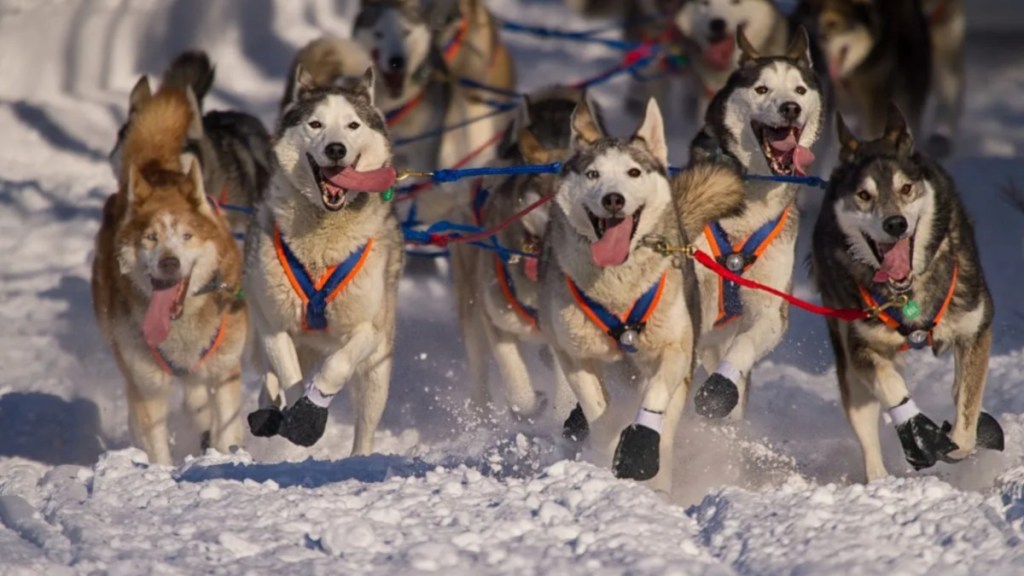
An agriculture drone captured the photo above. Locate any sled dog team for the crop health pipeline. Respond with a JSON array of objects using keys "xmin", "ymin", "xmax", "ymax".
[{"xmin": 92, "ymin": 0, "xmax": 1001, "ymax": 495}]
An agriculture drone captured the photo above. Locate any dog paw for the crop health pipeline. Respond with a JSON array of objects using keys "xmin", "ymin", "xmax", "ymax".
[
  {"xmin": 896, "ymin": 413, "xmax": 958, "ymax": 470},
  {"xmin": 940, "ymin": 411, "xmax": 1006, "ymax": 462},
  {"xmin": 279, "ymin": 397, "xmax": 329, "ymax": 447},
  {"xmin": 562, "ymin": 403, "xmax": 590, "ymax": 444},
  {"xmin": 248, "ymin": 407, "xmax": 284, "ymax": 437},
  {"xmin": 694, "ymin": 373, "xmax": 739, "ymax": 419},
  {"xmin": 613, "ymin": 425, "xmax": 660, "ymax": 481}
]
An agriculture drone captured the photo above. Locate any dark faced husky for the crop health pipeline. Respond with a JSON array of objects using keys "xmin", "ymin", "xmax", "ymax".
[
  {"xmin": 811, "ymin": 105, "xmax": 1004, "ymax": 482},
  {"xmin": 687, "ymin": 28, "xmax": 824, "ymax": 420},
  {"xmin": 110, "ymin": 51, "xmax": 274, "ymax": 242},
  {"xmin": 245, "ymin": 70, "xmax": 405, "ymax": 453},
  {"xmin": 537, "ymin": 98, "xmax": 745, "ymax": 493}
]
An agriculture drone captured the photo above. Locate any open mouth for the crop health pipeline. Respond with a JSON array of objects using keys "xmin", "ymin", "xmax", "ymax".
[
  {"xmin": 828, "ymin": 45, "xmax": 848, "ymax": 81},
  {"xmin": 704, "ymin": 32, "xmax": 736, "ymax": 71},
  {"xmin": 751, "ymin": 121, "xmax": 814, "ymax": 177},
  {"xmin": 382, "ymin": 71, "xmax": 405, "ymax": 99},
  {"xmin": 143, "ymin": 274, "xmax": 191, "ymax": 347},
  {"xmin": 308, "ymin": 154, "xmax": 353, "ymax": 211},
  {"xmin": 863, "ymin": 233, "xmax": 914, "ymax": 291},
  {"xmin": 585, "ymin": 206, "xmax": 643, "ymax": 267}
]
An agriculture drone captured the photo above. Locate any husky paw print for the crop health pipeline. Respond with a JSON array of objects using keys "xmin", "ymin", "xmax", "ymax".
[
  {"xmin": 694, "ymin": 373, "xmax": 739, "ymax": 419},
  {"xmin": 613, "ymin": 424, "xmax": 660, "ymax": 481},
  {"xmin": 896, "ymin": 413, "xmax": 958, "ymax": 470}
]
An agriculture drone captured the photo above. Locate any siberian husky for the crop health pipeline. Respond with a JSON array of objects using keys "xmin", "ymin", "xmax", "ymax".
[
  {"xmin": 93, "ymin": 88, "xmax": 247, "ymax": 465},
  {"xmin": 244, "ymin": 70, "xmax": 405, "ymax": 452},
  {"xmin": 687, "ymin": 28, "xmax": 824, "ymax": 420},
  {"xmin": 810, "ymin": 104, "xmax": 1003, "ymax": 481},
  {"xmin": 110, "ymin": 51, "xmax": 274, "ymax": 242},
  {"xmin": 537, "ymin": 97, "xmax": 745, "ymax": 492}
]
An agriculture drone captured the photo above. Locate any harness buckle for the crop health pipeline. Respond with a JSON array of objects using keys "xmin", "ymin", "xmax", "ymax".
[
  {"xmin": 396, "ymin": 170, "xmax": 433, "ymax": 181},
  {"xmin": 867, "ymin": 293, "xmax": 909, "ymax": 318},
  {"xmin": 641, "ymin": 234, "xmax": 694, "ymax": 261}
]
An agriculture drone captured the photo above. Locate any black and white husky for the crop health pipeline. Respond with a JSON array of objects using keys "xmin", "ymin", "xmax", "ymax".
[
  {"xmin": 687, "ymin": 28, "xmax": 825, "ymax": 420},
  {"xmin": 810, "ymin": 104, "xmax": 1003, "ymax": 481}
]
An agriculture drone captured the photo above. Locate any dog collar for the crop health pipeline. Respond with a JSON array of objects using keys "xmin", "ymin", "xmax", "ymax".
[
  {"xmin": 566, "ymin": 272, "xmax": 668, "ymax": 353},
  {"xmin": 704, "ymin": 209, "xmax": 790, "ymax": 327},
  {"xmin": 859, "ymin": 264, "xmax": 958, "ymax": 351},
  {"xmin": 274, "ymin": 225, "xmax": 374, "ymax": 331},
  {"xmin": 384, "ymin": 85, "xmax": 428, "ymax": 127},
  {"xmin": 149, "ymin": 313, "xmax": 228, "ymax": 377}
]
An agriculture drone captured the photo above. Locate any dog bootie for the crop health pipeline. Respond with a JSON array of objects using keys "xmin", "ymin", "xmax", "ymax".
[
  {"xmin": 896, "ymin": 412, "xmax": 957, "ymax": 470},
  {"xmin": 279, "ymin": 396, "xmax": 329, "ymax": 447},
  {"xmin": 248, "ymin": 407, "xmax": 284, "ymax": 437},
  {"xmin": 940, "ymin": 411, "xmax": 1006, "ymax": 459},
  {"xmin": 613, "ymin": 425, "xmax": 660, "ymax": 481},
  {"xmin": 562, "ymin": 403, "xmax": 590, "ymax": 444},
  {"xmin": 694, "ymin": 373, "xmax": 739, "ymax": 419}
]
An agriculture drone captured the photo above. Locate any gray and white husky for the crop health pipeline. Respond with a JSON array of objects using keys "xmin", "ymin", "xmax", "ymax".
[
  {"xmin": 538, "ymin": 97, "xmax": 745, "ymax": 493},
  {"xmin": 810, "ymin": 104, "xmax": 1003, "ymax": 482},
  {"xmin": 687, "ymin": 27, "xmax": 824, "ymax": 420},
  {"xmin": 244, "ymin": 69, "xmax": 405, "ymax": 453},
  {"xmin": 110, "ymin": 51, "xmax": 274, "ymax": 241}
]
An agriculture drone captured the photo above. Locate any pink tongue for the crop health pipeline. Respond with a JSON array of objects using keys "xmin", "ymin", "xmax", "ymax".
[
  {"xmin": 591, "ymin": 218, "xmax": 633, "ymax": 267},
  {"xmin": 524, "ymin": 257, "xmax": 539, "ymax": 282},
  {"xmin": 769, "ymin": 132, "xmax": 816, "ymax": 176},
  {"xmin": 704, "ymin": 35, "xmax": 735, "ymax": 70},
  {"xmin": 143, "ymin": 287, "xmax": 179, "ymax": 348},
  {"xmin": 323, "ymin": 166, "xmax": 397, "ymax": 193},
  {"xmin": 828, "ymin": 55, "xmax": 842, "ymax": 81},
  {"xmin": 873, "ymin": 238, "xmax": 911, "ymax": 283}
]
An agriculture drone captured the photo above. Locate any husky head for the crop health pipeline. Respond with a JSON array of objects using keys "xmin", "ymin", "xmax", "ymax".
[
  {"xmin": 703, "ymin": 27, "xmax": 823, "ymax": 177},
  {"xmin": 275, "ymin": 68, "xmax": 391, "ymax": 212},
  {"xmin": 117, "ymin": 159, "xmax": 227, "ymax": 341},
  {"xmin": 676, "ymin": 0, "xmax": 781, "ymax": 71},
  {"xmin": 815, "ymin": 0, "xmax": 876, "ymax": 82},
  {"xmin": 554, "ymin": 98, "xmax": 671, "ymax": 268},
  {"xmin": 830, "ymin": 104, "xmax": 935, "ymax": 292},
  {"xmin": 353, "ymin": 0, "xmax": 433, "ymax": 100}
]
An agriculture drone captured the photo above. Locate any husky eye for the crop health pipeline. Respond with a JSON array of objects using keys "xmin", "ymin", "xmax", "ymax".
[
  {"xmin": 900, "ymin": 183, "xmax": 913, "ymax": 196},
  {"xmin": 856, "ymin": 189, "xmax": 872, "ymax": 202},
  {"xmin": 183, "ymin": 232, "xmax": 193, "ymax": 241},
  {"xmin": 308, "ymin": 120, "xmax": 323, "ymax": 130},
  {"xmin": 347, "ymin": 121, "xmax": 361, "ymax": 130},
  {"xmin": 628, "ymin": 168, "xmax": 642, "ymax": 178},
  {"xmin": 795, "ymin": 86, "xmax": 807, "ymax": 95},
  {"xmin": 755, "ymin": 86, "xmax": 769, "ymax": 95},
  {"xmin": 585, "ymin": 170, "xmax": 600, "ymax": 180},
  {"xmin": 145, "ymin": 232, "xmax": 158, "ymax": 242}
]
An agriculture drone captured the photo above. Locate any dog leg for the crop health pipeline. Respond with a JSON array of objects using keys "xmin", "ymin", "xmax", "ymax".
[
  {"xmin": 484, "ymin": 323, "xmax": 540, "ymax": 417},
  {"xmin": 946, "ymin": 328, "xmax": 1001, "ymax": 460},
  {"xmin": 182, "ymin": 379, "xmax": 213, "ymax": 453},
  {"xmin": 554, "ymin": 349, "xmax": 607, "ymax": 446},
  {"xmin": 465, "ymin": 312, "xmax": 492, "ymax": 417},
  {"xmin": 550, "ymin": 357, "xmax": 579, "ymax": 427},
  {"xmin": 649, "ymin": 372, "xmax": 690, "ymax": 495},
  {"xmin": 351, "ymin": 350, "xmax": 393, "ymax": 456},
  {"xmin": 126, "ymin": 381, "xmax": 173, "ymax": 466},
  {"xmin": 842, "ymin": 365, "xmax": 887, "ymax": 482},
  {"xmin": 210, "ymin": 372, "xmax": 243, "ymax": 455},
  {"xmin": 246, "ymin": 326, "xmax": 304, "ymax": 439}
]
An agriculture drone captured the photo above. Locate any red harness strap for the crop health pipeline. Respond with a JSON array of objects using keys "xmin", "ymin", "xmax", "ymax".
[
  {"xmin": 442, "ymin": 17, "xmax": 469, "ymax": 62},
  {"xmin": 149, "ymin": 313, "xmax": 228, "ymax": 377}
]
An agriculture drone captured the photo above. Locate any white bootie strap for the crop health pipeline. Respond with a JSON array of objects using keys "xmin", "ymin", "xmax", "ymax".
[
  {"xmin": 715, "ymin": 361, "xmax": 741, "ymax": 384},
  {"xmin": 888, "ymin": 398, "xmax": 921, "ymax": 426},
  {"xmin": 635, "ymin": 408, "xmax": 664, "ymax": 434},
  {"xmin": 305, "ymin": 383, "xmax": 334, "ymax": 408}
]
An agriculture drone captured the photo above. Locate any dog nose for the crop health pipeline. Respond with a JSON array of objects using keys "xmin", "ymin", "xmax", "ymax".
[
  {"xmin": 779, "ymin": 102, "xmax": 802, "ymax": 122},
  {"xmin": 324, "ymin": 142, "xmax": 347, "ymax": 162},
  {"xmin": 601, "ymin": 193, "xmax": 626, "ymax": 214},
  {"xmin": 159, "ymin": 256, "xmax": 180, "ymax": 276},
  {"xmin": 387, "ymin": 55, "xmax": 405, "ymax": 71},
  {"xmin": 883, "ymin": 215, "xmax": 908, "ymax": 238},
  {"xmin": 709, "ymin": 18, "xmax": 726, "ymax": 35}
]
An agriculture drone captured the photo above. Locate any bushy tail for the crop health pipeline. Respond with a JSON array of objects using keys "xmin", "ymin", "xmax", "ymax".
[
  {"xmin": 161, "ymin": 50, "xmax": 215, "ymax": 105},
  {"xmin": 121, "ymin": 89, "xmax": 194, "ymax": 174},
  {"xmin": 672, "ymin": 162, "xmax": 746, "ymax": 239}
]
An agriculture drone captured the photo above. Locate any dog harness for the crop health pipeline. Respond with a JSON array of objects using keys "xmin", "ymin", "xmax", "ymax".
[
  {"xmin": 384, "ymin": 87, "xmax": 427, "ymax": 127},
  {"xmin": 471, "ymin": 178, "xmax": 489, "ymax": 226},
  {"xmin": 442, "ymin": 17, "xmax": 469, "ymax": 62},
  {"xmin": 495, "ymin": 256, "xmax": 539, "ymax": 329},
  {"xmin": 704, "ymin": 209, "xmax": 790, "ymax": 327},
  {"xmin": 149, "ymin": 314, "xmax": 228, "ymax": 377},
  {"xmin": 274, "ymin": 225, "xmax": 374, "ymax": 331},
  {"xmin": 566, "ymin": 272, "xmax": 668, "ymax": 353},
  {"xmin": 859, "ymin": 265, "xmax": 958, "ymax": 351}
]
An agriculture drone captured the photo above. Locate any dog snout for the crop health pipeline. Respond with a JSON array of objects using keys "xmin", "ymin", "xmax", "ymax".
[
  {"xmin": 324, "ymin": 142, "xmax": 347, "ymax": 162},
  {"xmin": 709, "ymin": 18, "xmax": 726, "ymax": 36},
  {"xmin": 601, "ymin": 193, "xmax": 626, "ymax": 215},
  {"xmin": 387, "ymin": 55, "xmax": 406, "ymax": 71},
  {"xmin": 882, "ymin": 215, "xmax": 908, "ymax": 238},
  {"xmin": 158, "ymin": 255, "xmax": 181, "ymax": 277},
  {"xmin": 779, "ymin": 102, "xmax": 802, "ymax": 122}
]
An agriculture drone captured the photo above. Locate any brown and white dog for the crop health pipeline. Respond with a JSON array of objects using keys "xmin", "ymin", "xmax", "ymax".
[{"xmin": 93, "ymin": 88, "xmax": 247, "ymax": 465}]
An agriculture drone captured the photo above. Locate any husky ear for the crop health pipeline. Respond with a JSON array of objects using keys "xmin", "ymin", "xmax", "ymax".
[
  {"xmin": 184, "ymin": 86, "xmax": 204, "ymax": 141},
  {"xmin": 883, "ymin": 103, "xmax": 914, "ymax": 157},
  {"xmin": 633, "ymin": 98, "xmax": 669, "ymax": 169},
  {"xmin": 737, "ymin": 25, "xmax": 761, "ymax": 67},
  {"xmin": 185, "ymin": 157, "xmax": 217, "ymax": 218},
  {"xmin": 517, "ymin": 128, "xmax": 551, "ymax": 164},
  {"xmin": 570, "ymin": 99, "xmax": 603, "ymax": 150},
  {"xmin": 129, "ymin": 76, "xmax": 152, "ymax": 111},
  {"xmin": 124, "ymin": 164, "xmax": 151, "ymax": 221},
  {"xmin": 354, "ymin": 67, "xmax": 376, "ymax": 106},
  {"xmin": 291, "ymin": 65, "xmax": 316, "ymax": 103},
  {"xmin": 836, "ymin": 112, "xmax": 859, "ymax": 164},
  {"xmin": 786, "ymin": 27, "xmax": 812, "ymax": 69}
]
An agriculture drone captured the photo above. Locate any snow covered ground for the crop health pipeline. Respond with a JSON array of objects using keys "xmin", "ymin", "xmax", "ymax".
[{"xmin": 1, "ymin": 0, "xmax": 1024, "ymax": 573}]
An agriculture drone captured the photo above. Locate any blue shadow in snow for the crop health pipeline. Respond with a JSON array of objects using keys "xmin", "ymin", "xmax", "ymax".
[
  {"xmin": 176, "ymin": 454, "xmax": 434, "ymax": 489},
  {"xmin": 7, "ymin": 100, "xmax": 108, "ymax": 162}
]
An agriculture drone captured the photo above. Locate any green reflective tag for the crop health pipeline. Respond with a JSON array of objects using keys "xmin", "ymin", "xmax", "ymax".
[
  {"xmin": 901, "ymin": 300, "xmax": 921, "ymax": 320},
  {"xmin": 382, "ymin": 187, "xmax": 394, "ymax": 202}
]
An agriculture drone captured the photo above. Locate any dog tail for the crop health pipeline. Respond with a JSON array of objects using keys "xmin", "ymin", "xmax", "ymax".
[
  {"xmin": 121, "ymin": 89, "xmax": 194, "ymax": 175},
  {"xmin": 161, "ymin": 50, "xmax": 215, "ymax": 105},
  {"xmin": 672, "ymin": 162, "xmax": 746, "ymax": 239}
]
